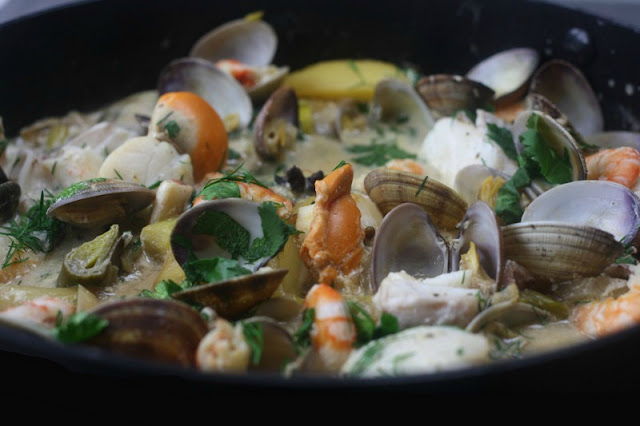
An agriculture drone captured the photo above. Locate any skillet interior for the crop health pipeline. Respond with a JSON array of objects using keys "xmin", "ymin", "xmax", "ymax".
[{"xmin": 1, "ymin": 0, "xmax": 640, "ymax": 391}]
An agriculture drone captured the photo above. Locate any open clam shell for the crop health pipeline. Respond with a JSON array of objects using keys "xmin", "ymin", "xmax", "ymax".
[
  {"xmin": 371, "ymin": 203, "xmax": 448, "ymax": 291},
  {"xmin": 87, "ymin": 298, "xmax": 208, "ymax": 367},
  {"xmin": 243, "ymin": 316, "xmax": 297, "ymax": 372},
  {"xmin": 47, "ymin": 178, "xmax": 155, "ymax": 228},
  {"xmin": 253, "ymin": 86, "xmax": 299, "ymax": 161},
  {"xmin": 512, "ymin": 110, "xmax": 586, "ymax": 181},
  {"xmin": 157, "ymin": 57, "xmax": 253, "ymax": 130},
  {"xmin": 452, "ymin": 201, "xmax": 504, "ymax": 288},
  {"xmin": 172, "ymin": 268, "xmax": 287, "ymax": 319},
  {"xmin": 521, "ymin": 180, "xmax": 640, "ymax": 245},
  {"xmin": 364, "ymin": 168, "xmax": 468, "ymax": 231},
  {"xmin": 466, "ymin": 48, "xmax": 539, "ymax": 106},
  {"xmin": 502, "ymin": 222, "xmax": 624, "ymax": 282},
  {"xmin": 466, "ymin": 300, "xmax": 549, "ymax": 333},
  {"xmin": 370, "ymin": 78, "xmax": 435, "ymax": 136},
  {"xmin": 530, "ymin": 59, "xmax": 603, "ymax": 137},
  {"xmin": 190, "ymin": 18, "xmax": 277, "ymax": 67},
  {"xmin": 415, "ymin": 74, "xmax": 494, "ymax": 119}
]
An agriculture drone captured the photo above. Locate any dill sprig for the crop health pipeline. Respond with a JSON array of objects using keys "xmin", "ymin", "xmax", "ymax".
[{"xmin": 0, "ymin": 191, "xmax": 65, "ymax": 268}]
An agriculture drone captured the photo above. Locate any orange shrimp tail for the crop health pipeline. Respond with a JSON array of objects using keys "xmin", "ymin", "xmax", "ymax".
[
  {"xmin": 305, "ymin": 284, "xmax": 356, "ymax": 353},
  {"xmin": 300, "ymin": 164, "xmax": 364, "ymax": 285},
  {"xmin": 586, "ymin": 147, "xmax": 640, "ymax": 188}
]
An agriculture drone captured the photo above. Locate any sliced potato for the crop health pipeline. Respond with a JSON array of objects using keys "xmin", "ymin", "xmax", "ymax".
[{"xmin": 140, "ymin": 218, "xmax": 178, "ymax": 262}]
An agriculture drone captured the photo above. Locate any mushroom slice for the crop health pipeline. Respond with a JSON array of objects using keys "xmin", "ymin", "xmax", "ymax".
[
  {"xmin": 371, "ymin": 203, "xmax": 448, "ymax": 291},
  {"xmin": 157, "ymin": 57, "xmax": 253, "ymax": 131},
  {"xmin": 530, "ymin": 59, "xmax": 603, "ymax": 137},
  {"xmin": 47, "ymin": 178, "xmax": 155, "ymax": 228},
  {"xmin": 253, "ymin": 86, "xmax": 299, "ymax": 161},
  {"xmin": 87, "ymin": 298, "xmax": 208, "ymax": 367},
  {"xmin": 521, "ymin": 180, "xmax": 640, "ymax": 245},
  {"xmin": 415, "ymin": 74, "xmax": 494, "ymax": 119},
  {"xmin": 466, "ymin": 48, "xmax": 539, "ymax": 106}
]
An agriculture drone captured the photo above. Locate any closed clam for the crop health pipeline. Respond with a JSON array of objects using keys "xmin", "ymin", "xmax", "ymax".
[
  {"xmin": 46, "ymin": 178, "xmax": 155, "ymax": 228},
  {"xmin": 364, "ymin": 168, "xmax": 468, "ymax": 231},
  {"xmin": 87, "ymin": 298, "xmax": 209, "ymax": 367},
  {"xmin": 502, "ymin": 222, "xmax": 623, "ymax": 282},
  {"xmin": 157, "ymin": 57, "xmax": 253, "ymax": 131},
  {"xmin": 466, "ymin": 48, "xmax": 539, "ymax": 106},
  {"xmin": 415, "ymin": 74, "xmax": 494, "ymax": 119}
]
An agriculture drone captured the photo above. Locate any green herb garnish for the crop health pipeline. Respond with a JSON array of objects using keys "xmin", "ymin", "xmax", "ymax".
[
  {"xmin": 0, "ymin": 191, "xmax": 65, "ymax": 268},
  {"xmin": 196, "ymin": 163, "xmax": 268, "ymax": 202},
  {"xmin": 146, "ymin": 180, "xmax": 162, "ymax": 190},
  {"xmin": 347, "ymin": 140, "xmax": 416, "ymax": 166},
  {"xmin": 348, "ymin": 340, "xmax": 385, "ymax": 377},
  {"xmin": 348, "ymin": 302, "xmax": 399, "ymax": 347},
  {"xmin": 113, "ymin": 169, "xmax": 123, "ymax": 180},
  {"xmin": 243, "ymin": 202, "xmax": 300, "ymax": 262},
  {"xmin": 486, "ymin": 123, "xmax": 518, "ymax": 161},
  {"xmin": 242, "ymin": 321, "xmax": 264, "ymax": 366},
  {"xmin": 182, "ymin": 258, "xmax": 251, "ymax": 284},
  {"xmin": 415, "ymin": 175, "xmax": 429, "ymax": 196},
  {"xmin": 489, "ymin": 338, "xmax": 523, "ymax": 360},
  {"xmin": 333, "ymin": 160, "xmax": 349, "ymax": 171},
  {"xmin": 52, "ymin": 311, "xmax": 108, "ymax": 343},
  {"xmin": 520, "ymin": 114, "xmax": 572, "ymax": 184},
  {"xmin": 164, "ymin": 120, "xmax": 181, "ymax": 139},
  {"xmin": 293, "ymin": 308, "xmax": 315, "ymax": 352},
  {"xmin": 140, "ymin": 279, "xmax": 195, "ymax": 300}
]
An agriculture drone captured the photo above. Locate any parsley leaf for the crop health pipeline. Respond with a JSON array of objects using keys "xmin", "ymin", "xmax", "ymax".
[
  {"xmin": 486, "ymin": 123, "xmax": 518, "ymax": 161},
  {"xmin": 197, "ymin": 180, "xmax": 241, "ymax": 201},
  {"xmin": 52, "ymin": 311, "xmax": 108, "ymax": 343},
  {"xmin": 293, "ymin": 308, "xmax": 315, "ymax": 352},
  {"xmin": 347, "ymin": 141, "xmax": 416, "ymax": 166},
  {"xmin": 348, "ymin": 301, "xmax": 376, "ymax": 346},
  {"xmin": 140, "ymin": 279, "xmax": 195, "ymax": 300},
  {"xmin": 494, "ymin": 167, "xmax": 531, "ymax": 225},
  {"xmin": 193, "ymin": 210, "xmax": 250, "ymax": 259},
  {"xmin": 332, "ymin": 160, "xmax": 349, "ymax": 171},
  {"xmin": 182, "ymin": 257, "xmax": 251, "ymax": 284},
  {"xmin": 242, "ymin": 321, "xmax": 264, "ymax": 366},
  {"xmin": 244, "ymin": 202, "xmax": 300, "ymax": 262},
  {"xmin": 164, "ymin": 120, "xmax": 180, "ymax": 139},
  {"xmin": 374, "ymin": 312, "xmax": 399, "ymax": 339},
  {"xmin": 520, "ymin": 114, "xmax": 572, "ymax": 184}
]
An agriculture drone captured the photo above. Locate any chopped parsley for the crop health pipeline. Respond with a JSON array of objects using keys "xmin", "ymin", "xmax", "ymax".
[
  {"xmin": 0, "ymin": 191, "xmax": 65, "ymax": 268},
  {"xmin": 242, "ymin": 321, "xmax": 264, "ymax": 366},
  {"xmin": 348, "ymin": 340, "xmax": 385, "ymax": 377},
  {"xmin": 140, "ymin": 279, "xmax": 195, "ymax": 300},
  {"xmin": 415, "ymin": 175, "xmax": 429, "ymax": 196},
  {"xmin": 146, "ymin": 180, "xmax": 162, "ymax": 190},
  {"xmin": 348, "ymin": 301, "xmax": 399, "ymax": 347},
  {"xmin": 113, "ymin": 169, "xmax": 123, "ymax": 180},
  {"xmin": 486, "ymin": 123, "xmax": 518, "ymax": 161},
  {"xmin": 164, "ymin": 120, "xmax": 181, "ymax": 139},
  {"xmin": 182, "ymin": 258, "xmax": 251, "ymax": 284},
  {"xmin": 347, "ymin": 140, "xmax": 416, "ymax": 166},
  {"xmin": 293, "ymin": 308, "xmax": 315, "ymax": 352},
  {"xmin": 333, "ymin": 160, "xmax": 349, "ymax": 171},
  {"xmin": 196, "ymin": 163, "xmax": 268, "ymax": 201},
  {"xmin": 52, "ymin": 311, "xmax": 108, "ymax": 343}
]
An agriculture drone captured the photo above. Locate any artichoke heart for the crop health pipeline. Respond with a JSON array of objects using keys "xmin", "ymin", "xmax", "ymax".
[{"xmin": 58, "ymin": 224, "xmax": 123, "ymax": 287}]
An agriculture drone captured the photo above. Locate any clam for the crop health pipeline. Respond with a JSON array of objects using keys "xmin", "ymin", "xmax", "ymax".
[
  {"xmin": 243, "ymin": 316, "xmax": 297, "ymax": 372},
  {"xmin": 47, "ymin": 178, "xmax": 155, "ymax": 228},
  {"xmin": 512, "ymin": 110, "xmax": 587, "ymax": 181},
  {"xmin": 170, "ymin": 199, "xmax": 289, "ymax": 317},
  {"xmin": 371, "ymin": 203, "xmax": 448, "ymax": 290},
  {"xmin": 415, "ymin": 74, "xmax": 494, "ymax": 119},
  {"xmin": 157, "ymin": 57, "xmax": 253, "ymax": 131},
  {"xmin": 190, "ymin": 18, "xmax": 288, "ymax": 101},
  {"xmin": 454, "ymin": 164, "xmax": 510, "ymax": 205},
  {"xmin": 253, "ymin": 86, "xmax": 299, "ymax": 161},
  {"xmin": 466, "ymin": 48, "xmax": 539, "ymax": 106},
  {"xmin": 364, "ymin": 168, "xmax": 468, "ymax": 231},
  {"xmin": 0, "ymin": 168, "xmax": 20, "ymax": 222},
  {"xmin": 371, "ymin": 201, "xmax": 503, "ymax": 290},
  {"xmin": 521, "ymin": 180, "xmax": 640, "ymax": 245},
  {"xmin": 466, "ymin": 300, "xmax": 551, "ymax": 333},
  {"xmin": 530, "ymin": 60, "xmax": 603, "ymax": 137},
  {"xmin": 502, "ymin": 222, "xmax": 624, "ymax": 282},
  {"xmin": 87, "ymin": 298, "xmax": 208, "ymax": 367},
  {"xmin": 369, "ymin": 78, "xmax": 435, "ymax": 136},
  {"xmin": 525, "ymin": 93, "xmax": 589, "ymax": 147}
]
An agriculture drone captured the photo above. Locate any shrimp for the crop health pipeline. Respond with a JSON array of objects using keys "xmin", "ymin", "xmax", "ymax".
[
  {"xmin": 195, "ymin": 171, "xmax": 293, "ymax": 219},
  {"xmin": 196, "ymin": 318, "xmax": 251, "ymax": 372},
  {"xmin": 216, "ymin": 59, "xmax": 258, "ymax": 88},
  {"xmin": 0, "ymin": 296, "xmax": 75, "ymax": 328},
  {"xmin": 304, "ymin": 283, "xmax": 356, "ymax": 372},
  {"xmin": 586, "ymin": 146, "xmax": 640, "ymax": 189},
  {"xmin": 299, "ymin": 163, "xmax": 364, "ymax": 288},
  {"xmin": 573, "ymin": 265, "xmax": 640, "ymax": 337},
  {"xmin": 385, "ymin": 158, "xmax": 426, "ymax": 175}
]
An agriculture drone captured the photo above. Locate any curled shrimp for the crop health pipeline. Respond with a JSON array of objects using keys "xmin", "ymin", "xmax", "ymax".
[
  {"xmin": 385, "ymin": 158, "xmax": 426, "ymax": 175},
  {"xmin": 586, "ymin": 146, "xmax": 640, "ymax": 189},
  {"xmin": 573, "ymin": 266, "xmax": 640, "ymax": 337},
  {"xmin": 299, "ymin": 163, "xmax": 364, "ymax": 288},
  {"xmin": 195, "ymin": 171, "xmax": 293, "ymax": 219},
  {"xmin": 0, "ymin": 297, "xmax": 75, "ymax": 328},
  {"xmin": 304, "ymin": 283, "xmax": 356, "ymax": 372}
]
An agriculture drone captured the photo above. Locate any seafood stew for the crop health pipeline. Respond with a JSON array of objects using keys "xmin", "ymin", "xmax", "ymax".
[{"xmin": 1, "ymin": 0, "xmax": 633, "ymax": 386}]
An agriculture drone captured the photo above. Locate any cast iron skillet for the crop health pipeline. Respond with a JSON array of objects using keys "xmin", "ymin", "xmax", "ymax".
[{"xmin": 1, "ymin": 0, "xmax": 639, "ymax": 393}]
